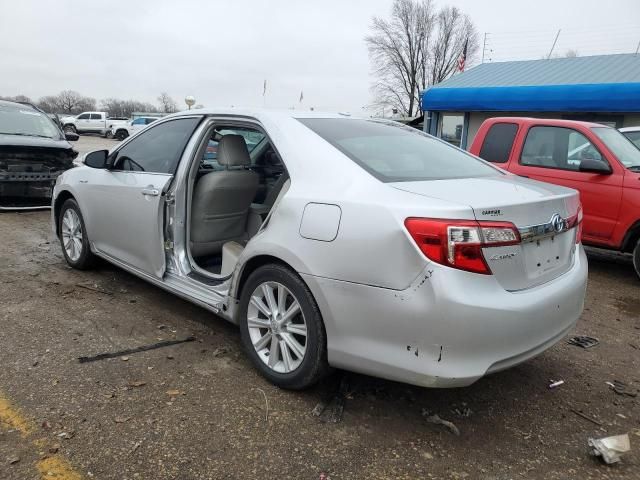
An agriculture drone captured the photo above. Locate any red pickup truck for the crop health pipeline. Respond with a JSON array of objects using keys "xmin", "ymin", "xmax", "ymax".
[{"xmin": 469, "ymin": 118, "xmax": 640, "ymax": 278}]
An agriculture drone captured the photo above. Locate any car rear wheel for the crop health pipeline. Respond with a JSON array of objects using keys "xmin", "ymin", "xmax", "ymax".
[
  {"xmin": 633, "ymin": 239, "xmax": 640, "ymax": 280},
  {"xmin": 58, "ymin": 198, "xmax": 95, "ymax": 270},
  {"xmin": 115, "ymin": 130, "xmax": 129, "ymax": 141},
  {"xmin": 238, "ymin": 264, "xmax": 330, "ymax": 389}
]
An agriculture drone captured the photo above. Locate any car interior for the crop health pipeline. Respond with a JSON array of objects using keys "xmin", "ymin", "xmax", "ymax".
[{"xmin": 188, "ymin": 125, "xmax": 289, "ymax": 276}]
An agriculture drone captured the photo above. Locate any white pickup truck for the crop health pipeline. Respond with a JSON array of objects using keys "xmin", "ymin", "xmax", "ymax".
[{"xmin": 61, "ymin": 112, "xmax": 129, "ymax": 137}]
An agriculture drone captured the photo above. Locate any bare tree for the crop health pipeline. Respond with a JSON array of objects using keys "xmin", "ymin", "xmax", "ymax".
[
  {"xmin": 101, "ymin": 98, "xmax": 159, "ymax": 118},
  {"xmin": 157, "ymin": 92, "xmax": 178, "ymax": 113},
  {"xmin": 426, "ymin": 6, "xmax": 478, "ymax": 87},
  {"xmin": 365, "ymin": 0, "xmax": 435, "ymax": 117},
  {"xmin": 366, "ymin": 0, "xmax": 478, "ymax": 116},
  {"xmin": 37, "ymin": 90, "xmax": 96, "ymax": 114}
]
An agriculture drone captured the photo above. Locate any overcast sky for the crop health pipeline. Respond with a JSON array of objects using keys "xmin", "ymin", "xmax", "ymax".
[{"xmin": 0, "ymin": 0, "xmax": 638, "ymax": 113}]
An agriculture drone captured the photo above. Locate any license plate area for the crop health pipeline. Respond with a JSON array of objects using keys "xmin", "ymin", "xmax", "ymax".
[{"xmin": 522, "ymin": 233, "xmax": 573, "ymax": 279}]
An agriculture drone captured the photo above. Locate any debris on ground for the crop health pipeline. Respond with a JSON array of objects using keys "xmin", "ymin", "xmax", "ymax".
[
  {"xmin": 568, "ymin": 335, "xmax": 600, "ymax": 349},
  {"xmin": 570, "ymin": 408, "xmax": 603, "ymax": 426},
  {"xmin": 127, "ymin": 381, "xmax": 146, "ymax": 388},
  {"xmin": 253, "ymin": 388, "xmax": 269, "ymax": 423},
  {"xmin": 319, "ymin": 472, "xmax": 331, "ymax": 480},
  {"xmin": 588, "ymin": 434, "xmax": 631, "ymax": 464},
  {"xmin": 75, "ymin": 282, "xmax": 114, "ymax": 296},
  {"xmin": 549, "ymin": 379, "xmax": 565, "ymax": 389},
  {"xmin": 129, "ymin": 442, "xmax": 142, "ymax": 455},
  {"xmin": 7, "ymin": 456, "xmax": 20, "ymax": 465},
  {"xmin": 114, "ymin": 416, "xmax": 130, "ymax": 424},
  {"xmin": 78, "ymin": 336, "xmax": 196, "ymax": 363},
  {"xmin": 422, "ymin": 410, "xmax": 461, "ymax": 436},
  {"xmin": 605, "ymin": 380, "xmax": 638, "ymax": 398},
  {"xmin": 312, "ymin": 374, "xmax": 350, "ymax": 423},
  {"xmin": 166, "ymin": 389, "xmax": 185, "ymax": 397},
  {"xmin": 212, "ymin": 346, "xmax": 229, "ymax": 357},
  {"xmin": 451, "ymin": 403, "xmax": 472, "ymax": 417},
  {"xmin": 49, "ymin": 444, "xmax": 60, "ymax": 454}
]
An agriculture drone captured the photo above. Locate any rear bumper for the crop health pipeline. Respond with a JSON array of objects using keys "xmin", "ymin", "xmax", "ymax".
[{"xmin": 302, "ymin": 245, "xmax": 588, "ymax": 388}]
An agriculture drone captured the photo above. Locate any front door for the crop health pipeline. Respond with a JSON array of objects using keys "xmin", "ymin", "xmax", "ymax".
[
  {"xmin": 76, "ymin": 113, "xmax": 91, "ymax": 132},
  {"xmin": 79, "ymin": 116, "xmax": 201, "ymax": 278}
]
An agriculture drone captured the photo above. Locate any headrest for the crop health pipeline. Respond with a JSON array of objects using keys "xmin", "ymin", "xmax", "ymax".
[{"xmin": 217, "ymin": 134, "xmax": 251, "ymax": 167}]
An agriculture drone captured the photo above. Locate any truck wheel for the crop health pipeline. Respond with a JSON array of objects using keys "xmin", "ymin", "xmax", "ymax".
[
  {"xmin": 633, "ymin": 239, "xmax": 640, "ymax": 280},
  {"xmin": 115, "ymin": 130, "xmax": 129, "ymax": 141},
  {"xmin": 63, "ymin": 124, "xmax": 77, "ymax": 134}
]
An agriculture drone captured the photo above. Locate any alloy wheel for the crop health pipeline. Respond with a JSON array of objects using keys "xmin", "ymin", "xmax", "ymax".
[
  {"xmin": 247, "ymin": 281, "xmax": 307, "ymax": 374},
  {"xmin": 61, "ymin": 208, "xmax": 83, "ymax": 262}
]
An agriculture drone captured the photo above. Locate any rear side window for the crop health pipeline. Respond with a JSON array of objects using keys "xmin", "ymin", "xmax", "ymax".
[
  {"xmin": 298, "ymin": 118, "xmax": 500, "ymax": 182},
  {"xmin": 478, "ymin": 123, "xmax": 518, "ymax": 163},
  {"xmin": 623, "ymin": 130, "xmax": 640, "ymax": 149},
  {"xmin": 520, "ymin": 126, "xmax": 604, "ymax": 171},
  {"xmin": 132, "ymin": 118, "xmax": 145, "ymax": 125},
  {"xmin": 114, "ymin": 117, "xmax": 200, "ymax": 174},
  {"xmin": 90, "ymin": 113, "xmax": 102, "ymax": 120}
]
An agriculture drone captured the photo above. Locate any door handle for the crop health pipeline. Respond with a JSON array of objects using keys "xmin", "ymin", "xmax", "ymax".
[{"xmin": 141, "ymin": 187, "xmax": 159, "ymax": 197}]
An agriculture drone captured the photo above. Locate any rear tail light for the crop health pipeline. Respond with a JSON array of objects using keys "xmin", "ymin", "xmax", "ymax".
[
  {"xmin": 566, "ymin": 205, "xmax": 583, "ymax": 244},
  {"xmin": 404, "ymin": 218, "xmax": 521, "ymax": 275}
]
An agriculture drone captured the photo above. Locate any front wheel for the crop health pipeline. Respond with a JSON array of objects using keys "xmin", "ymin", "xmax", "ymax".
[
  {"xmin": 633, "ymin": 239, "xmax": 640, "ymax": 280},
  {"xmin": 58, "ymin": 198, "xmax": 95, "ymax": 270},
  {"xmin": 238, "ymin": 264, "xmax": 330, "ymax": 389}
]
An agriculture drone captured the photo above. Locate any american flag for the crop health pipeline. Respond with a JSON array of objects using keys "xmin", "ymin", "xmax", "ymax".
[{"xmin": 457, "ymin": 38, "xmax": 468, "ymax": 72}]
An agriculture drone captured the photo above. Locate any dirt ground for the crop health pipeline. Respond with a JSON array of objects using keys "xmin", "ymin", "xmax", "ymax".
[{"xmin": 0, "ymin": 144, "xmax": 638, "ymax": 479}]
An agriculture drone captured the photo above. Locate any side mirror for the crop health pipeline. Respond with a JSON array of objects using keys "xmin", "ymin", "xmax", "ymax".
[
  {"xmin": 65, "ymin": 132, "xmax": 79, "ymax": 142},
  {"xmin": 84, "ymin": 149, "xmax": 109, "ymax": 169},
  {"xmin": 579, "ymin": 159, "xmax": 612, "ymax": 175}
]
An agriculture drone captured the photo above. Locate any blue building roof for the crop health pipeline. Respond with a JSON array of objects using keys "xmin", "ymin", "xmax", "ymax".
[{"xmin": 423, "ymin": 53, "xmax": 640, "ymax": 112}]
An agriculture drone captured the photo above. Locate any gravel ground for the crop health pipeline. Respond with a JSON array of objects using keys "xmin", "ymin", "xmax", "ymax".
[{"xmin": 0, "ymin": 139, "xmax": 638, "ymax": 479}]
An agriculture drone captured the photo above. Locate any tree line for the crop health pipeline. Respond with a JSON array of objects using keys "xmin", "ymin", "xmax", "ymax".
[
  {"xmin": 366, "ymin": 0, "xmax": 479, "ymax": 117},
  {"xmin": 0, "ymin": 91, "xmax": 179, "ymax": 117}
]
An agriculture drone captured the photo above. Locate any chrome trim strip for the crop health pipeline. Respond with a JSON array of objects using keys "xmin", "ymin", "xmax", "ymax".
[{"xmin": 518, "ymin": 214, "xmax": 575, "ymax": 243}]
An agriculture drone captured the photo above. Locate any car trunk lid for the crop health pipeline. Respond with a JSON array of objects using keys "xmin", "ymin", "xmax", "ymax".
[{"xmin": 392, "ymin": 175, "xmax": 581, "ymax": 291}]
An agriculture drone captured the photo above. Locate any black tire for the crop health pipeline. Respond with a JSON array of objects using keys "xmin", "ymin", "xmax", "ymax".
[
  {"xmin": 633, "ymin": 239, "xmax": 640, "ymax": 280},
  {"xmin": 238, "ymin": 263, "xmax": 330, "ymax": 390},
  {"xmin": 63, "ymin": 124, "xmax": 76, "ymax": 134},
  {"xmin": 58, "ymin": 198, "xmax": 95, "ymax": 270},
  {"xmin": 115, "ymin": 130, "xmax": 129, "ymax": 141}
]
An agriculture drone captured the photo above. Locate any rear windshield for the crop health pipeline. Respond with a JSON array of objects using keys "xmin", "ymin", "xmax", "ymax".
[
  {"xmin": 592, "ymin": 127, "xmax": 640, "ymax": 169},
  {"xmin": 298, "ymin": 118, "xmax": 500, "ymax": 182}
]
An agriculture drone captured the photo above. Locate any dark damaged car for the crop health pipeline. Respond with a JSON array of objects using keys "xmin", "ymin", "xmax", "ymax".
[{"xmin": 0, "ymin": 100, "xmax": 78, "ymax": 209}]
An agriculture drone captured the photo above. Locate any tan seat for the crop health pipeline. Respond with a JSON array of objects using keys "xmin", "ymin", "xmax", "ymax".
[{"xmin": 190, "ymin": 135, "xmax": 259, "ymax": 257}]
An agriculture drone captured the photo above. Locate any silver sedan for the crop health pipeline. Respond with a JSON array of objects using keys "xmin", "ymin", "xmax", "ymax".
[{"xmin": 52, "ymin": 109, "xmax": 588, "ymax": 389}]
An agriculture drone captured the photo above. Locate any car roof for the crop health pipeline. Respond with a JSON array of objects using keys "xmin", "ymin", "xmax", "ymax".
[
  {"xmin": 482, "ymin": 117, "xmax": 610, "ymax": 129},
  {"xmin": 166, "ymin": 107, "xmax": 363, "ymax": 123}
]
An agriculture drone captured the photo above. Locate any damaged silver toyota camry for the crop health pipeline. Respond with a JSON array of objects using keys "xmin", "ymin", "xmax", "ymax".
[{"xmin": 52, "ymin": 109, "xmax": 588, "ymax": 389}]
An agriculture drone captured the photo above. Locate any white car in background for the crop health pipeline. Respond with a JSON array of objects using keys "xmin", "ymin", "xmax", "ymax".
[
  {"xmin": 110, "ymin": 116, "xmax": 161, "ymax": 141},
  {"xmin": 51, "ymin": 109, "xmax": 587, "ymax": 390},
  {"xmin": 620, "ymin": 126, "xmax": 640, "ymax": 149}
]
